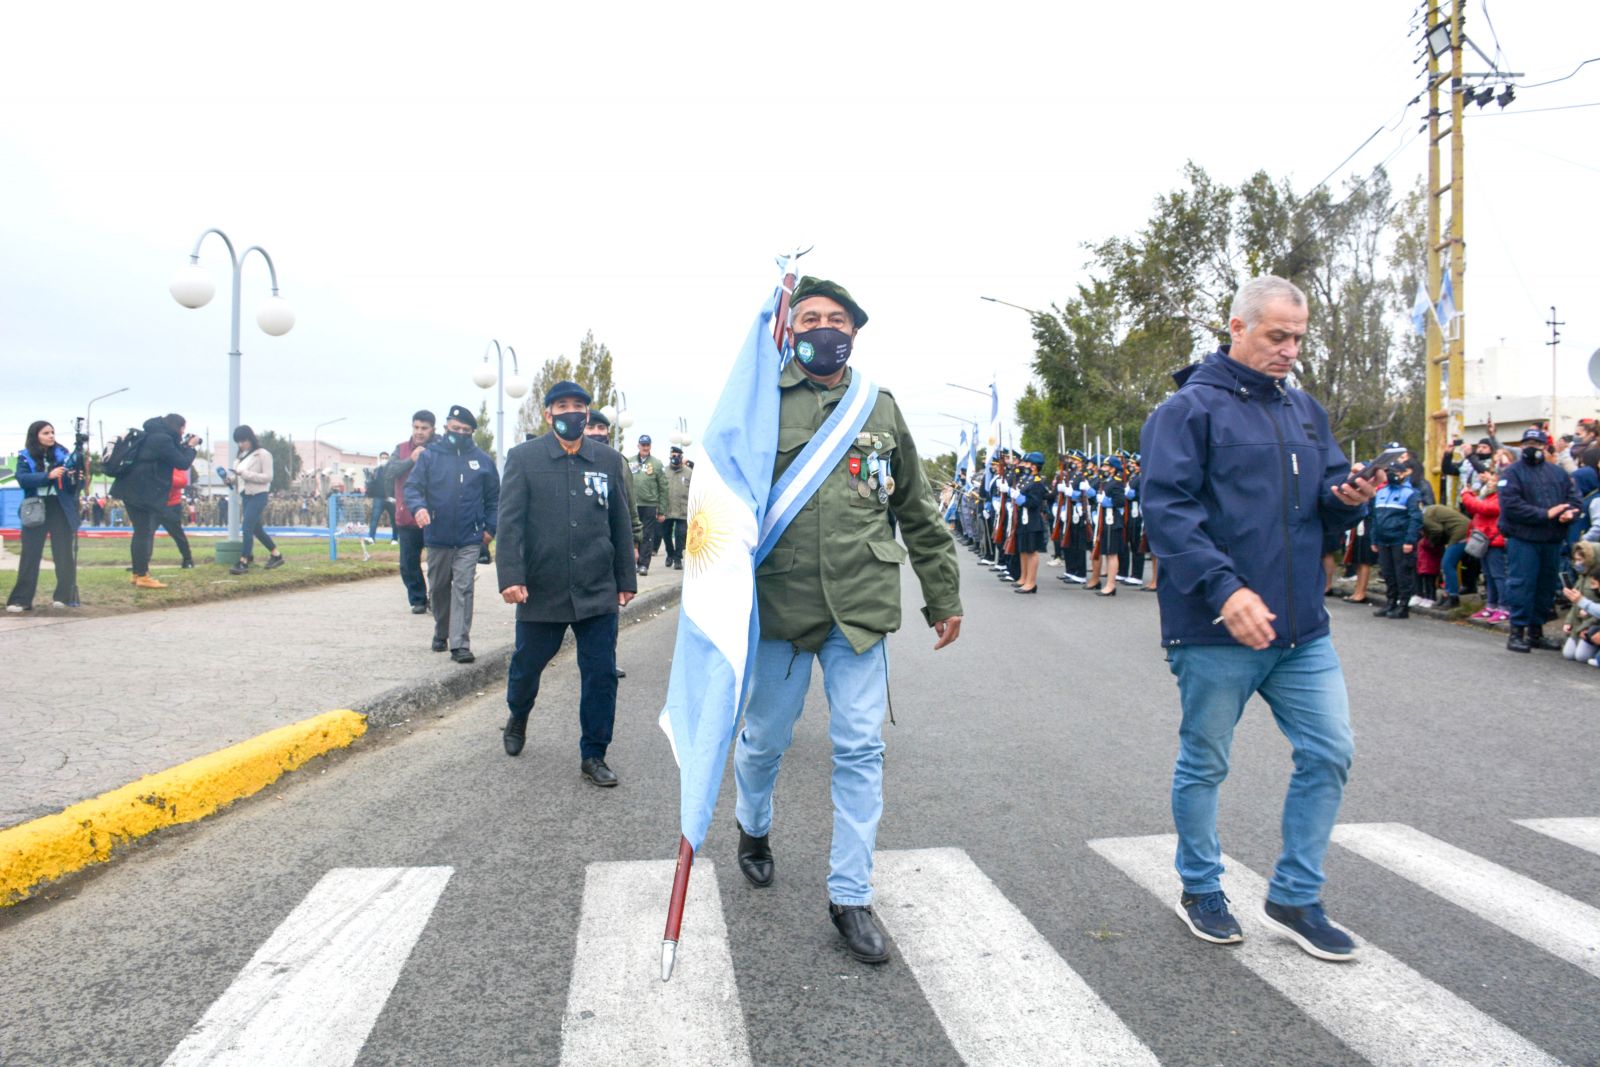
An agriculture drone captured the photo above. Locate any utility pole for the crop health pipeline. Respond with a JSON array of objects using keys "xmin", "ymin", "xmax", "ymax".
[
  {"xmin": 1546, "ymin": 306, "xmax": 1564, "ymax": 431},
  {"xmin": 1422, "ymin": 0, "xmax": 1466, "ymax": 499}
]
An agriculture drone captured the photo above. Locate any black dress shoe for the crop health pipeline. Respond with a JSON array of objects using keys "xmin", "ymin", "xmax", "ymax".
[
  {"xmin": 581, "ymin": 757, "xmax": 619, "ymax": 787},
  {"xmin": 615, "ymin": 667, "xmax": 627, "ymax": 679},
  {"xmin": 1096, "ymin": 588, "xmax": 1117, "ymax": 597},
  {"xmin": 451, "ymin": 648, "xmax": 476, "ymax": 663},
  {"xmin": 1528, "ymin": 625, "xmax": 1556, "ymax": 650},
  {"xmin": 411, "ymin": 604, "xmax": 429, "ymax": 614},
  {"xmin": 829, "ymin": 903, "xmax": 889, "ymax": 964},
  {"xmin": 737, "ymin": 825, "xmax": 774, "ymax": 887},
  {"xmin": 1373, "ymin": 603, "xmax": 1394, "ymax": 617},
  {"xmin": 503, "ymin": 717, "xmax": 527, "ymax": 756},
  {"xmin": 431, "ymin": 637, "xmax": 447, "ymax": 652},
  {"xmin": 1507, "ymin": 626, "xmax": 1531, "ymax": 653},
  {"xmin": 1013, "ymin": 586, "xmax": 1037, "ymax": 594},
  {"xmin": 181, "ymin": 559, "xmax": 195, "ymax": 569}
]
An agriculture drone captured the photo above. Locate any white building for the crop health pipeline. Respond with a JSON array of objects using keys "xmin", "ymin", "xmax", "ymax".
[{"xmin": 1458, "ymin": 343, "xmax": 1598, "ymax": 442}]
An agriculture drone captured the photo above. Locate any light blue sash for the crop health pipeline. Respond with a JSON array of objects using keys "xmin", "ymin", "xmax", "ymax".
[{"xmin": 754, "ymin": 369, "xmax": 879, "ymax": 566}]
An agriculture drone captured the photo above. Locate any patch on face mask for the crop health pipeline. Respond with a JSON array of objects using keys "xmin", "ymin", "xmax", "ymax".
[{"xmin": 797, "ymin": 340, "xmax": 815, "ymax": 363}]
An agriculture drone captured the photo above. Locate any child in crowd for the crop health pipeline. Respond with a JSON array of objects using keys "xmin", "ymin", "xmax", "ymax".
[{"xmin": 1560, "ymin": 540, "xmax": 1600, "ymax": 665}]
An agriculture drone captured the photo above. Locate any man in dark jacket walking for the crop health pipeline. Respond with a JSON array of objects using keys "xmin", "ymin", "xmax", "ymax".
[
  {"xmin": 404, "ymin": 405, "xmax": 499, "ymax": 663},
  {"xmin": 386, "ymin": 411, "xmax": 436, "ymax": 613},
  {"xmin": 1141, "ymin": 277, "xmax": 1377, "ymax": 962},
  {"xmin": 111, "ymin": 414, "xmax": 199, "ymax": 589},
  {"xmin": 1498, "ymin": 427, "xmax": 1582, "ymax": 652},
  {"xmin": 496, "ymin": 381, "xmax": 636, "ymax": 786}
]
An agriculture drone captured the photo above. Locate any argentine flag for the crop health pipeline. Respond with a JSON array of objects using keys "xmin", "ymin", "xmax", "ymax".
[{"xmin": 658, "ymin": 285, "xmax": 785, "ymax": 851}]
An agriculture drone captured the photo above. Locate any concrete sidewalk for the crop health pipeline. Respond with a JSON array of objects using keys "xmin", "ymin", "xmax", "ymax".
[{"xmin": 2, "ymin": 563, "xmax": 683, "ymax": 830}]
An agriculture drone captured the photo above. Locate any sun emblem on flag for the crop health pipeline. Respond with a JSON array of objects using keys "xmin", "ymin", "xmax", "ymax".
[{"xmin": 684, "ymin": 483, "xmax": 735, "ymax": 579}]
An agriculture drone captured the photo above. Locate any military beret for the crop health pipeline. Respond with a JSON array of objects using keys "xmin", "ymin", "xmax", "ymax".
[
  {"xmin": 543, "ymin": 380, "xmax": 592, "ymax": 407},
  {"xmin": 670, "ymin": 444, "xmax": 683, "ymax": 454},
  {"xmin": 587, "ymin": 408, "xmax": 611, "ymax": 428},
  {"xmin": 791, "ymin": 277, "xmax": 869, "ymax": 329},
  {"xmin": 447, "ymin": 404, "xmax": 478, "ymax": 430}
]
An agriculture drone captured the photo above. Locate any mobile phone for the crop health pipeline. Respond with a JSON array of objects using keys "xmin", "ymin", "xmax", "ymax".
[
  {"xmin": 1562, "ymin": 571, "xmax": 1576, "ymax": 589},
  {"xmin": 1351, "ymin": 447, "xmax": 1410, "ymax": 482}
]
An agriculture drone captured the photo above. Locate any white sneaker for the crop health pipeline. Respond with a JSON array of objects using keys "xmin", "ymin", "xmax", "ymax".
[{"xmin": 4, "ymin": 604, "xmax": 24, "ymax": 613}]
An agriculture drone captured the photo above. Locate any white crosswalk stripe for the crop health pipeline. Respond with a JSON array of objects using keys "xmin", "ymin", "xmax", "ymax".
[
  {"xmin": 560, "ymin": 859, "xmax": 752, "ymax": 1067},
  {"xmin": 1333, "ymin": 822, "xmax": 1600, "ymax": 980},
  {"xmin": 1515, "ymin": 815, "xmax": 1600, "ymax": 858},
  {"xmin": 1089, "ymin": 834, "xmax": 1561, "ymax": 1067},
  {"xmin": 163, "ymin": 866, "xmax": 453, "ymax": 1067},
  {"xmin": 874, "ymin": 848, "xmax": 1160, "ymax": 1066}
]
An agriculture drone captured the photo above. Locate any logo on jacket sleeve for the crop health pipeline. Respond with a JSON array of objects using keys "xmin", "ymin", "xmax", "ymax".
[{"xmin": 468, "ymin": 460, "xmax": 481, "ymax": 470}]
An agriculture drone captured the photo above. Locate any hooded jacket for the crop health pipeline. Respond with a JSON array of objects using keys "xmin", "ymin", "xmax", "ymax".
[
  {"xmin": 1371, "ymin": 481, "xmax": 1423, "ymax": 546},
  {"xmin": 1562, "ymin": 540, "xmax": 1600, "ymax": 634},
  {"xmin": 1140, "ymin": 348, "xmax": 1367, "ymax": 648},
  {"xmin": 1497, "ymin": 454, "xmax": 1582, "ymax": 543},
  {"xmin": 402, "ymin": 434, "xmax": 500, "ymax": 548},
  {"xmin": 1459, "ymin": 486, "xmax": 1506, "ymax": 549},
  {"xmin": 111, "ymin": 417, "xmax": 197, "ymax": 511},
  {"xmin": 15, "ymin": 444, "xmax": 82, "ymax": 528}
]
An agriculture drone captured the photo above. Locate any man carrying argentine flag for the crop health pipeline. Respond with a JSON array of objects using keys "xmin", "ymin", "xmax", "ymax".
[{"xmin": 658, "ymin": 271, "xmax": 963, "ymax": 970}]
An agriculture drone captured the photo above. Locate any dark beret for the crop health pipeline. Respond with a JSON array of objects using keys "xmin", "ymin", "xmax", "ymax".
[
  {"xmin": 588, "ymin": 408, "xmax": 611, "ymax": 428},
  {"xmin": 543, "ymin": 380, "xmax": 592, "ymax": 407},
  {"xmin": 447, "ymin": 404, "xmax": 477, "ymax": 430},
  {"xmin": 791, "ymin": 277, "xmax": 868, "ymax": 329}
]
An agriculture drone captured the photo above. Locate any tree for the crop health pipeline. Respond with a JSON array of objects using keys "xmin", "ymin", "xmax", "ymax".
[
  {"xmin": 518, "ymin": 330, "xmax": 621, "ymax": 443},
  {"xmin": 1017, "ymin": 162, "xmax": 1425, "ymax": 460},
  {"xmin": 470, "ymin": 399, "xmax": 497, "ymax": 462},
  {"xmin": 257, "ymin": 430, "xmax": 302, "ymax": 493}
]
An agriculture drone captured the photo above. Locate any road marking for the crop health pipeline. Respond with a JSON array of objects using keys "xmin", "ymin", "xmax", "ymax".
[
  {"xmin": 873, "ymin": 848, "xmax": 1159, "ymax": 1066},
  {"xmin": 1334, "ymin": 822, "xmax": 1600, "ymax": 980},
  {"xmin": 560, "ymin": 859, "xmax": 751, "ymax": 1066},
  {"xmin": 1516, "ymin": 816, "xmax": 1600, "ymax": 858},
  {"xmin": 163, "ymin": 866, "xmax": 452, "ymax": 1067},
  {"xmin": 1090, "ymin": 834, "xmax": 1559, "ymax": 1067}
]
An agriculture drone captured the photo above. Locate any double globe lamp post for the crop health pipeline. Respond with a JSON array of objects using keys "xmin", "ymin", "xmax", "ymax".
[
  {"xmin": 168, "ymin": 228, "xmax": 295, "ymax": 558},
  {"xmin": 473, "ymin": 340, "xmax": 530, "ymax": 472}
]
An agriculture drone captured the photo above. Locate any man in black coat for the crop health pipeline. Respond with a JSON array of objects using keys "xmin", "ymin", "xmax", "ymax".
[
  {"xmin": 1498, "ymin": 427, "xmax": 1583, "ymax": 652},
  {"xmin": 110, "ymin": 413, "xmax": 198, "ymax": 589},
  {"xmin": 496, "ymin": 380, "xmax": 638, "ymax": 786}
]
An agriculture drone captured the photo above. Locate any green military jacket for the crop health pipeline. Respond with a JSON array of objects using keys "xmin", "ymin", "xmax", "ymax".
[
  {"xmin": 756, "ymin": 361, "xmax": 963, "ymax": 653},
  {"xmin": 630, "ymin": 453, "xmax": 670, "ymax": 508},
  {"xmin": 664, "ymin": 462, "xmax": 693, "ymax": 519},
  {"xmin": 618, "ymin": 448, "xmax": 644, "ymax": 545}
]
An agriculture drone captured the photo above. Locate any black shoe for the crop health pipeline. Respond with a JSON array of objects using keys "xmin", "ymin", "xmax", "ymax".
[
  {"xmin": 1507, "ymin": 626, "xmax": 1531, "ymax": 653},
  {"xmin": 181, "ymin": 558, "xmax": 195, "ymax": 569},
  {"xmin": 1438, "ymin": 594, "xmax": 1461, "ymax": 609},
  {"xmin": 1373, "ymin": 602, "xmax": 1393, "ymax": 617},
  {"xmin": 451, "ymin": 648, "xmax": 475, "ymax": 664},
  {"xmin": 502, "ymin": 716, "xmax": 527, "ymax": 756},
  {"xmin": 581, "ymin": 757, "xmax": 619, "ymax": 787},
  {"xmin": 1528, "ymin": 625, "xmax": 1556, "ymax": 650},
  {"xmin": 1013, "ymin": 586, "xmax": 1037, "ymax": 594},
  {"xmin": 264, "ymin": 554, "xmax": 285, "ymax": 570},
  {"xmin": 229, "ymin": 561, "xmax": 250, "ymax": 576},
  {"xmin": 737, "ymin": 825, "xmax": 774, "ymax": 887},
  {"xmin": 411, "ymin": 603, "xmax": 429, "ymax": 614},
  {"xmin": 1390, "ymin": 606, "xmax": 1409, "ymax": 619},
  {"xmin": 829, "ymin": 903, "xmax": 889, "ymax": 964},
  {"xmin": 478, "ymin": 545, "xmax": 492, "ymax": 565},
  {"xmin": 1096, "ymin": 588, "xmax": 1117, "ymax": 597},
  {"xmin": 615, "ymin": 667, "xmax": 627, "ymax": 679},
  {"xmin": 431, "ymin": 637, "xmax": 448, "ymax": 652}
]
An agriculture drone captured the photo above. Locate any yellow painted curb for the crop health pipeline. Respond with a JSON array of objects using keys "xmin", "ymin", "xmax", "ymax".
[{"xmin": 0, "ymin": 709, "xmax": 367, "ymax": 906}]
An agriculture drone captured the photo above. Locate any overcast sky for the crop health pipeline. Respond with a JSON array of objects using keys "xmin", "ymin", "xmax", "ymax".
[{"xmin": 3, "ymin": 1, "xmax": 1597, "ymax": 468}]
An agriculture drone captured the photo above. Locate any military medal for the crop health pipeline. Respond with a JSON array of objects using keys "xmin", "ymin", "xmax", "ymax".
[
  {"xmin": 866, "ymin": 450, "xmax": 880, "ymax": 491},
  {"xmin": 848, "ymin": 454, "xmax": 862, "ymax": 492},
  {"xmin": 876, "ymin": 457, "xmax": 890, "ymax": 504},
  {"xmin": 583, "ymin": 474, "xmax": 595, "ymax": 496}
]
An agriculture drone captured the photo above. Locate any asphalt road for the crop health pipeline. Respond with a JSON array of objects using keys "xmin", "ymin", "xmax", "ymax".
[{"xmin": 2, "ymin": 547, "xmax": 1597, "ymax": 1066}]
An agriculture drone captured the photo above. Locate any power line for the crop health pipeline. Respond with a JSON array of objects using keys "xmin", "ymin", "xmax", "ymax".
[
  {"xmin": 1518, "ymin": 57, "xmax": 1600, "ymax": 90},
  {"xmin": 1479, "ymin": 0, "xmax": 1509, "ymax": 71},
  {"xmin": 1473, "ymin": 99, "xmax": 1600, "ymax": 116}
]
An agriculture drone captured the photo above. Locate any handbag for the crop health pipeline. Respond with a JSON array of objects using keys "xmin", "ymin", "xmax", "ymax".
[
  {"xmin": 19, "ymin": 496, "xmax": 47, "ymax": 528},
  {"xmin": 1464, "ymin": 528, "xmax": 1490, "ymax": 559}
]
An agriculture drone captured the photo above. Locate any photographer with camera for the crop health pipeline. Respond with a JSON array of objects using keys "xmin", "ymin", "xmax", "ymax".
[
  {"xmin": 5, "ymin": 420, "xmax": 84, "ymax": 612},
  {"xmin": 110, "ymin": 414, "xmax": 198, "ymax": 590},
  {"xmin": 221, "ymin": 425, "xmax": 284, "ymax": 576}
]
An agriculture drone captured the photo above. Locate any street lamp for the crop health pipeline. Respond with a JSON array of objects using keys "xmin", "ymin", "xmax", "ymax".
[
  {"xmin": 170, "ymin": 228, "xmax": 294, "ymax": 548},
  {"xmin": 313, "ymin": 416, "xmax": 346, "ymax": 495},
  {"xmin": 473, "ymin": 340, "xmax": 529, "ymax": 470}
]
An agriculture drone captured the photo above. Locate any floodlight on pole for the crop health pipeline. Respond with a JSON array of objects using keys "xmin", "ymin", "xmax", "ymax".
[{"xmin": 1426, "ymin": 20, "xmax": 1452, "ymax": 58}]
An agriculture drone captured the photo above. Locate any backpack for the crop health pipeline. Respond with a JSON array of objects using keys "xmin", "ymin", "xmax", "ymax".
[{"xmin": 101, "ymin": 429, "xmax": 145, "ymax": 478}]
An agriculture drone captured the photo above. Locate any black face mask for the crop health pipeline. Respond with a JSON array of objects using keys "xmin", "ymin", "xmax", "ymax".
[
  {"xmin": 1523, "ymin": 446, "xmax": 1545, "ymax": 464},
  {"xmin": 793, "ymin": 328, "xmax": 853, "ymax": 377},
  {"xmin": 552, "ymin": 412, "xmax": 588, "ymax": 441},
  {"xmin": 444, "ymin": 431, "xmax": 472, "ymax": 452}
]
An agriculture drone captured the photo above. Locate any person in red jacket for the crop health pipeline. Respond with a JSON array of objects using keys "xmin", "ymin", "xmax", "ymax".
[
  {"xmin": 1461, "ymin": 470, "xmax": 1509, "ymax": 622},
  {"xmin": 159, "ymin": 462, "xmax": 196, "ymax": 568},
  {"xmin": 385, "ymin": 410, "xmax": 436, "ymax": 613}
]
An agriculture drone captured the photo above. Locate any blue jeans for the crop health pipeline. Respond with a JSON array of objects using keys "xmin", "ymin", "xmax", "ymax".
[
  {"xmin": 1505, "ymin": 537, "xmax": 1562, "ymax": 628},
  {"xmin": 1168, "ymin": 636, "xmax": 1354, "ymax": 907},
  {"xmin": 396, "ymin": 524, "xmax": 427, "ymax": 607},
  {"xmin": 241, "ymin": 492, "xmax": 276, "ymax": 559},
  {"xmin": 507, "ymin": 614, "xmax": 619, "ymax": 759},
  {"xmin": 1483, "ymin": 545, "xmax": 1507, "ymax": 608},
  {"xmin": 1441, "ymin": 541, "xmax": 1466, "ymax": 596},
  {"xmin": 734, "ymin": 626, "xmax": 888, "ymax": 906}
]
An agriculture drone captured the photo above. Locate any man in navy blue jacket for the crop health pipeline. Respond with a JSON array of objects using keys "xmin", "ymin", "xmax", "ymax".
[
  {"xmin": 1498, "ymin": 427, "xmax": 1582, "ymax": 652},
  {"xmin": 1141, "ymin": 277, "xmax": 1377, "ymax": 962},
  {"xmin": 405, "ymin": 404, "xmax": 500, "ymax": 663}
]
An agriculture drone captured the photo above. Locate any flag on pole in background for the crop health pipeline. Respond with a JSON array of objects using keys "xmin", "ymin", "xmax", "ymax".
[
  {"xmin": 657, "ymin": 287, "xmax": 784, "ymax": 852},
  {"xmin": 1410, "ymin": 282, "xmax": 1432, "ymax": 337},
  {"xmin": 1435, "ymin": 271, "xmax": 1457, "ymax": 333}
]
